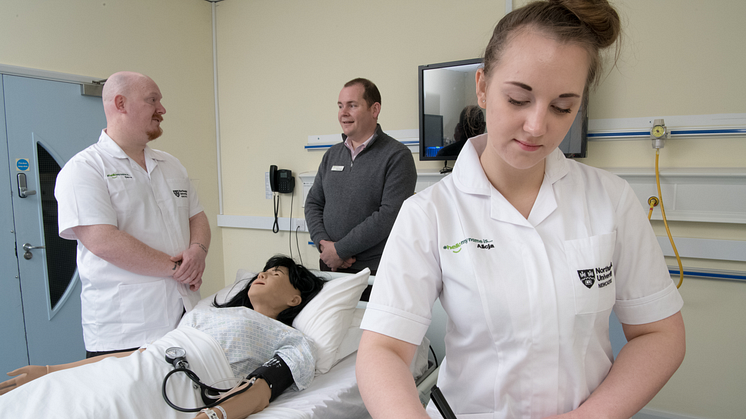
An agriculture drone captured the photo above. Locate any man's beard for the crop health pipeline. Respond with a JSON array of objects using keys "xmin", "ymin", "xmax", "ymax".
[{"xmin": 147, "ymin": 126, "xmax": 163, "ymax": 141}]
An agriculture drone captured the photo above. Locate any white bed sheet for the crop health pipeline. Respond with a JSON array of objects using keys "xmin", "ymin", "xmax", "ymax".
[{"xmin": 250, "ymin": 352, "xmax": 371, "ymax": 419}]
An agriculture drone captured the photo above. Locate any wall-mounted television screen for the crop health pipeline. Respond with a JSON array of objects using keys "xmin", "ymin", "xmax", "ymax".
[
  {"xmin": 418, "ymin": 58, "xmax": 483, "ymax": 167},
  {"xmin": 418, "ymin": 58, "xmax": 587, "ymax": 170},
  {"xmin": 558, "ymin": 98, "xmax": 588, "ymax": 159}
]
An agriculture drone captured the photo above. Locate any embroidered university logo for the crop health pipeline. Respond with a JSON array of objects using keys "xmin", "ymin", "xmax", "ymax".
[
  {"xmin": 577, "ymin": 262, "xmax": 613, "ymax": 289},
  {"xmin": 577, "ymin": 269, "xmax": 596, "ymax": 289},
  {"xmin": 173, "ymin": 189, "xmax": 188, "ymax": 198}
]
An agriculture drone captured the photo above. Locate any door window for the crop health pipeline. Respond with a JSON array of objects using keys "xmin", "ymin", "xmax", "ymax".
[{"xmin": 37, "ymin": 143, "xmax": 76, "ymax": 309}]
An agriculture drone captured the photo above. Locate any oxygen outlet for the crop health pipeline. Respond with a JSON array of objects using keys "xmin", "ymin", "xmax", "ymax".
[{"xmin": 650, "ymin": 118, "xmax": 669, "ymax": 149}]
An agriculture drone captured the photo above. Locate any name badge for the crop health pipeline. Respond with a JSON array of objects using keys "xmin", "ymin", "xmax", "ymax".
[{"xmin": 331, "ymin": 165, "xmax": 345, "ymax": 172}]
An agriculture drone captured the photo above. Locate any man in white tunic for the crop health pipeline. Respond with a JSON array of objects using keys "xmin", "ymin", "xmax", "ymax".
[{"xmin": 55, "ymin": 71, "xmax": 211, "ymax": 357}]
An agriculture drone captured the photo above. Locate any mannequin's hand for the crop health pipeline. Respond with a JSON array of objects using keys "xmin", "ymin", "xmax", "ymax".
[{"xmin": 0, "ymin": 365, "xmax": 47, "ymax": 395}]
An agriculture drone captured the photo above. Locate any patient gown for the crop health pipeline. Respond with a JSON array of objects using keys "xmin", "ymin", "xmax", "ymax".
[{"xmin": 0, "ymin": 306, "xmax": 315, "ymax": 419}]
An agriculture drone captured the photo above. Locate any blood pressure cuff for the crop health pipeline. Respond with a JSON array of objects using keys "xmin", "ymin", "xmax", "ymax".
[{"xmin": 248, "ymin": 354, "xmax": 294, "ymax": 402}]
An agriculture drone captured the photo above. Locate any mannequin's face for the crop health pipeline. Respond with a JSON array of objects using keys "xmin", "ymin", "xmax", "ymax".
[{"xmin": 248, "ymin": 266, "xmax": 300, "ymax": 312}]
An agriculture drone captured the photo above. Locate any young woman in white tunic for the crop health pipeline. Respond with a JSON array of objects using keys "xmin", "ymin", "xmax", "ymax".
[
  {"xmin": 356, "ymin": 1, "xmax": 685, "ymax": 418},
  {"xmin": 0, "ymin": 256, "xmax": 324, "ymax": 419}
]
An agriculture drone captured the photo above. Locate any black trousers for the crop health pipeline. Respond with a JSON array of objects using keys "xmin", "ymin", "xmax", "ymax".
[{"xmin": 85, "ymin": 347, "xmax": 140, "ymax": 359}]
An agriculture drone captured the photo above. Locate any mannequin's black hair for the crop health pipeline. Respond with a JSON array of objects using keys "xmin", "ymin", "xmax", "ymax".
[{"xmin": 213, "ymin": 255, "xmax": 325, "ymax": 326}]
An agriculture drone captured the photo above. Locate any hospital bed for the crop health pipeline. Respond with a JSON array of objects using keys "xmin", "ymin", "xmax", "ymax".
[
  {"xmin": 0, "ymin": 267, "xmax": 441, "ymax": 419},
  {"xmin": 202, "ymin": 268, "xmax": 442, "ymax": 419}
]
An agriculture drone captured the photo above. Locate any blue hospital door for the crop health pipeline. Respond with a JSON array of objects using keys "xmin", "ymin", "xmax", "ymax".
[{"xmin": 0, "ymin": 74, "xmax": 105, "ymax": 373}]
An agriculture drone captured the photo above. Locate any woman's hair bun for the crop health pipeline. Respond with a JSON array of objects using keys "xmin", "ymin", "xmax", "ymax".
[
  {"xmin": 553, "ymin": 0, "xmax": 621, "ymax": 48},
  {"xmin": 483, "ymin": 0, "xmax": 622, "ymax": 88}
]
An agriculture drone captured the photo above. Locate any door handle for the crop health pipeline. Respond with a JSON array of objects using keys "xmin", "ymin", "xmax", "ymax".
[
  {"xmin": 23, "ymin": 243, "xmax": 45, "ymax": 252},
  {"xmin": 17, "ymin": 173, "xmax": 37, "ymax": 198},
  {"xmin": 22, "ymin": 243, "xmax": 45, "ymax": 260}
]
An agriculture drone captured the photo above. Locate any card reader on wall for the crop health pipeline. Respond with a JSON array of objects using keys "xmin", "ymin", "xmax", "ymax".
[{"xmin": 269, "ymin": 165, "xmax": 295, "ymax": 194}]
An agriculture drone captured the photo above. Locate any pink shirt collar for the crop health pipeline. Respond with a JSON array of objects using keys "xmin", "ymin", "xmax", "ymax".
[{"xmin": 344, "ymin": 133, "xmax": 375, "ymax": 161}]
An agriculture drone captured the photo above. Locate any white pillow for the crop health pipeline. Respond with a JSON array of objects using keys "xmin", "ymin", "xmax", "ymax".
[
  {"xmin": 196, "ymin": 268, "xmax": 370, "ymax": 375},
  {"xmin": 194, "ymin": 269, "xmax": 255, "ymax": 310},
  {"xmin": 335, "ymin": 307, "xmax": 366, "ymax": 362},
  {"xmin": 336, "ymin": 306, "xmax": 430, "ymax": 380},
  {"xmin": 293, "ymin": 269, "xmax": 370, "ymax": 374}
]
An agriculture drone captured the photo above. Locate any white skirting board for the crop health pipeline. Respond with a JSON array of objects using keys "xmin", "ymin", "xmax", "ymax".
[
  {"xmin": 610, "ymin": 168, "xmax": 746, "ymax": 224},
  {"xmin": 217, "ymin": 214, "xmax": 304, "ymax": 232},
  {"xmin": 657, "ymin": 237, "xmax": 746, "ymax": 263},
  {"xmin": 634, "ymin": 408, "xmax": 708, "ymax": 419},
  {"xmin": 217, "ymin": 214, "xmax": 744, "ymax": 267},
  {"xmin": 223, "ymin": 168, "xmax": 746, "ymax": 264}
]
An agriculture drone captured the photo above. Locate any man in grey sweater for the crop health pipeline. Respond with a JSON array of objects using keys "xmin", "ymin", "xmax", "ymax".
[{"xmin": 305, "ymin": 78, "xmax": 417, "ymax": 277}]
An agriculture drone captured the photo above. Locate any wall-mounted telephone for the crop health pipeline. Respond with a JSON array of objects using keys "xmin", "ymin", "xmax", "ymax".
[{"xmin": 269, "ymin": 165, "xmax": 295, "ymax": 194}]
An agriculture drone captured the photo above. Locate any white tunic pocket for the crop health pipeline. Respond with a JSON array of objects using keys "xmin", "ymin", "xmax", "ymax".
[
  {"xmin": 118, "ymin": 280, "xmax": 170, "ymax": 333},
  {"xmin": 564, "ymin": 232, "xmax": 617, "ymax": 315}
]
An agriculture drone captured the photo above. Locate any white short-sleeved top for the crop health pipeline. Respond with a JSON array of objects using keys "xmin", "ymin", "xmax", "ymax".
[
  {"xmin": 55, "ymin": 130, "xmax": 204, "ymax": 351},
  {"xmin": 360, "ymin": 134, "xmax": 683, "ymax": 419}
]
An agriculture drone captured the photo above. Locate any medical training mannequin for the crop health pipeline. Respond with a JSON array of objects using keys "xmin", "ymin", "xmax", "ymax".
[
  {"xmin": 356, "ymin": 1, "xmax": 686, "ymax": 418},
  {"xmin": 0, "ymin": 256, "xmax": 325, "ymax": 419}
]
